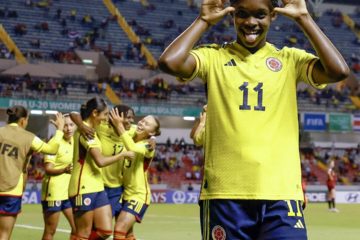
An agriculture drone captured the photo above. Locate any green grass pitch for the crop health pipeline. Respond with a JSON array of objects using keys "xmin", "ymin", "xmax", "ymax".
[{"xmin": 12, "ymin": 203, "xmax": 360, "ymax": 239}]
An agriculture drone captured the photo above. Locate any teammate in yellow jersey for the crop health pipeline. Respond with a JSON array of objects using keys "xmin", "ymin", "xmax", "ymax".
[
  {"xmin": 190, "ymin": 104, "xmax": 207, "ymax": 147},
  {"xmin": 110, "ymin": 109, "xmax": 161, "ymax": 240},
  {"xmin": 69, "ymin": 98, "xmax": 134, "ymax": 240},
  {"xmin": 97, "ymin": 105, "xmax": 136, "ymax": 219},
  {"xmin": 72, "ymin": 104, "xmax": 156, "ymax": 222},
  {"xmin": 159, "ymin": 0, "xmax": 349, "ymax": 238},
  {"xmin": 41, "ymin": 114, "xmax": 77, "ymax": 240},
  {"xmin": 0, "ymin": 106, "xmax": 64, "ymax": 240}
]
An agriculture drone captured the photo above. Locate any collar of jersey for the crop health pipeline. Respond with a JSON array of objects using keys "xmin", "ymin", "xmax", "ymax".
[
  {"xmin": 232, "ymin": 41, "xmax": 274, "ymax": 61},
  {"xmin": 9, "ymin": 123, "xmax": 19, "ymax": 127}
]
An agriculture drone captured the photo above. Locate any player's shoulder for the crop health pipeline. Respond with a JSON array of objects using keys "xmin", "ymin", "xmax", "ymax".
[
  {"xmin": 194, "ymin": 42, "xmax": 235, "ymax": 51},
  {"xmin": 272, "ymin": 44, "xmax": 311, "ymax": 57}
]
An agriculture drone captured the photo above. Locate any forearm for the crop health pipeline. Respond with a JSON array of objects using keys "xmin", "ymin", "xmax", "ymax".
[
  {"xmin": 158, "ymin": 17, "xmax": 209, "ymax": 78},
  {"xmin": 70, "ymin": 112, "xmax": 82, "ymax": 127},
  {"xmin": 45, "ymin": 167, "xmax": 66, "ymax": 176},
  {"xmin": 296, "ymin": 14, "xmax": 349, "ymax": 82},
  {"xmin": 121, "ymin": 132, "xmax": 146, "ymax": 155}
]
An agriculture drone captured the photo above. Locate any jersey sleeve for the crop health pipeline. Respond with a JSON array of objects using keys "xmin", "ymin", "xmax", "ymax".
[
  {"xmin": 179, "ymin": 44, "xmax": 219, "ymax": 82},
  {"xmin": 79, "ymin": 134, "xmax": 102, "ymax": 150},
  {"xmin": 31, "ymin": 130, "xmax": 64, "ymax": 154},
  {"xmin": 291, "ymin": 48, "xmax": 326, "ymax": 90},
  {"xmin": 121, "ymin": 132, "xmax": 148, "ymax": 156}
]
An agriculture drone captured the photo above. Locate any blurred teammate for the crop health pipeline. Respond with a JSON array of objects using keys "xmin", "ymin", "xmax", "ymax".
[
  {"xmin": 190, "ymin": 104, "xmax": 207, "ymax": 147},
  {"xmin": 327, "ymin": 159, "xmax": 338, "ymax": 212},
  {"xmin": 110, "ymin": 109, "xmax": 161, "ymax": 240},
  {"xmin": 41, "ymin": 114, "xmax": 77, "ymax": 240},
  {"xmin": 69, "ymin": 97, "xmax": 134, "ymax": 240},
  {"xmin": 0, "ymin": 106, "xmax": 64, "ymax": 240},
  {"xmin": 158, "ymin": 0, "xmax": 349, "ymax": 238}
]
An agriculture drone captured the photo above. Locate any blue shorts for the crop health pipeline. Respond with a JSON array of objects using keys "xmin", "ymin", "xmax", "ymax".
[
  {"xmin": 122, "ymin": 199, "xmax": 148, "ymax": 223},
  {"xmin": 70, "ymin": 191, "xmax": 109, "ymax": 213},
  {"xmin": 105, "ymin": 186, "xmax": 124, "ymax": 217},
  {"xmin": 200, "ymin": 199, "xmax": 307, "ymax": 240},
  {"xmin": 0, "ymin": 196, "xmax": 22, "ymax": 215},
  {"xmin": 41, "ymin": 199, "xmax": 72, "ymax": 213}
]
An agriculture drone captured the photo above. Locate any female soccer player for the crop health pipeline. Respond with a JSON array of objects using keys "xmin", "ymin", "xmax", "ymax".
[
  {"xmin": 0, "ymin": 105, "xmax": 64, "ymax": 240},
  {"xmin": 110, "ymin": 109, "xmax": 161, "ymax": 240},
  {"xmin": 71, "ymin": 105, "xmax": 138, "ymax": 221},
  {"xmin": 327, "ymin": 159, "xmax": 338, "ymax": 212},
  {"xmin": 158, "ymin": 0, "xmax": 349, "ymax": 238},
  {"xmin": 68, "ymin": 98, "xmax": 134, "ymax": 240},
  {"xmin": 41, "ymin": 114, "xmax": 77, "ymax": 240}
]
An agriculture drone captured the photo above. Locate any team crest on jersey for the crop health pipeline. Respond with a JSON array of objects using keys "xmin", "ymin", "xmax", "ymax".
[
  {"xmin": 84, "ymin": 197, "xmax": 92, "ymax": 206},
  {"xmin": 55, "ymin": 200, "xmax": 61, "ymax": 207},
  {"xmin": 266, "ymin": 57, "xmax": 282, "ymax": 72},
  {"xmin": 211, "ymin": 225, "xmax": 226, "ymax": 240}
]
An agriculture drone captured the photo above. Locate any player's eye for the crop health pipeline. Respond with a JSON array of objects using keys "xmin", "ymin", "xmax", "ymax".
[{"xmin": 235, "ymin": 10, "xmax": 249, "ymax": 18}]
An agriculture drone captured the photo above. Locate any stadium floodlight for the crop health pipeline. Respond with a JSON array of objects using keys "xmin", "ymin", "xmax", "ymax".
[
  {"xmin": 82, "ymin": 59, "xmax": 93, "ymax": 64},
  {"xmin": 45, "ymin": 110, "xmax": 58, "ymax": 115},
  {"xmin": 30, "ymin": 110, "xmax": 43, "ymax": 115},
  {"xmin": 183, "ymin": 116, "xmax": 195, "ymax": 121}
]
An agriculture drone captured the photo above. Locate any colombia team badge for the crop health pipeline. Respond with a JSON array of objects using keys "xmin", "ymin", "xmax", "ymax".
[
  {"xmin": 266, "ymin": 57, "xmax": 282, "ymax": 72},
  {"xmin": 211, "ymin": 225, "xmax": 226, "ymax": 240}
]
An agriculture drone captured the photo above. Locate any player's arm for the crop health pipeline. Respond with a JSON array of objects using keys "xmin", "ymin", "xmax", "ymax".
[
  {"xmin": 109, "ymin": 108, "xmax": 149, "ymax": 155},
  {"xmin": 274, "ymin": 0, "xmax": 349, "ymax": 84},
  {"xmin": 31, "ymin": 112, "xmax": 64, "ymax": 154},
  {"xmin": 158, "ymin": 0, "xmax": 234, "ymax": 79},
  {"xmin": 88, "ymin": 147, "xmax": 135, "ymax": 167},
  {"xmin": 69, "ymin": 111, "xmax": 95, "ymax": 140},
  {"xmin": 44, "ymin": 162, "xmax": 73, "ymax": 176}
]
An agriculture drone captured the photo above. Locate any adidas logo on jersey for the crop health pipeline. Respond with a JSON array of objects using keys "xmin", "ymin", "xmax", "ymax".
[
  {"xmin": 224, "ymin": 59, "xmax": 237, "ymax": 66},
  {"xmin": 294, "ymin": 219, "xmax": 305, "ymax": 229}
]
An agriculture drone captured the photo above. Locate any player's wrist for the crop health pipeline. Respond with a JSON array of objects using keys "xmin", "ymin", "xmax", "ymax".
[{"xmin": 197, "ymin": 16, "xmax": 212, "ymax": 28}]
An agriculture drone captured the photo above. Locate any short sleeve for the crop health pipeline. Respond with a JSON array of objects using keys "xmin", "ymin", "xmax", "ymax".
[{"xmin": 293, "ymin": 48, "xmax": 326, "ymax": 90}]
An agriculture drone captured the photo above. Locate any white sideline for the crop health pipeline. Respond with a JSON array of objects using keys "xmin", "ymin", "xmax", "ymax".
[{"xmin": 14, "ymin": 224, "xmax": 146, "ymax": 240}]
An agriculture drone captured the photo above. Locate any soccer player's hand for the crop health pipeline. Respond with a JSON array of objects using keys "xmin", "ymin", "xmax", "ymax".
[
  {"xmin": 109, "ymin": 108, "xmax": 125, "ymax": 126},
  {"xmin": 146, "ymin": 136, "xmax": 157, "ymax": 151},
  {"xmin": 200, "ymin": 0, "xmax": 234, "ymax": 26},
  {"xmin": 124, "ymin": 151, "xmax": 136, "ymax": 161},
  {"xmin": 64, "ymin": 164, "xmax": 73, "ymax": 174},
  {"xmin": 50, "ymin": 112, "xmax": 65, "ymax": 132},
  {"xmin": 274, "ymin": 0, "xmax": 309, "ymax": 20},
  {"xmin": 79, "ymin": 123, "xmax": 95, "ymax": 140}
]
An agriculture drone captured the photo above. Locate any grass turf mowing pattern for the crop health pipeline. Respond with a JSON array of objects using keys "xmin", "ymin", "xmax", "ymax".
[{"xmin": 12, "ymin": 203, "xmax": 360, "ymax": 240}]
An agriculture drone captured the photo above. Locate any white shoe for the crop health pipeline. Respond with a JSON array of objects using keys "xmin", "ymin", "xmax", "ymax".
[{"xmin": 332, "ymin": 208, "xmax": 339, "ymax": 213}]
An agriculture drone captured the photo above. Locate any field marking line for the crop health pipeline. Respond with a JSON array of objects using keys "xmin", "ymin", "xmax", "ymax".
[
  {"xmin": 15, "ymin": 224, "xmax": 145, "ymax": 240},
  {"xmin": 15, "ymin": 224, "xmax": 70, "ymax": 233}
]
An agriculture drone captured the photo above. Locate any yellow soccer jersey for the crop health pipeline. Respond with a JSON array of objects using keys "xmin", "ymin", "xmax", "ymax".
[
  {"xmin": 97, "ymin": 122, "xmax": 136, "ymax": 188},
  {"xmin": 41, "ymin": 137, "xmax": 73, "ymax": 201},
  {"xmin": 121, "ymin": 133, "xmax": 154, "ymax": 204},
  {"xmin": 69, "ymin": 122, "xmax": 103, "ymax": 197},
  {"xmin": 186, "ymin": 42, "xmax": 325, "ymax": 200}
]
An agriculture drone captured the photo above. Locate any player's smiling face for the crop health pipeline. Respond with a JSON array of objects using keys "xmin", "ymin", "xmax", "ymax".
[
  {"xmin": 135, "ymin": 116, "xmax": 157, "ymax": 139},
  {"xmin": 232, "ymin": 0, "xmax": 276, "ymax": 52}
]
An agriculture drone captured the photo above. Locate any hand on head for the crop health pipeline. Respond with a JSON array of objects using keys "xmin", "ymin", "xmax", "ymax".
[
  {"xmin": 109, "ymin": 108, "xmax": 125, "ymax": 127},
  {"xmin": 200, "ymin": 0, "xmax": 235, "ymax": 26},
  {"xmin": 273, "ymin": 0, "xmax": 308, "ymax": 20},
  {"xmin": 50, "ymin": 112, "xmax": 65, "ymax": 131}
]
